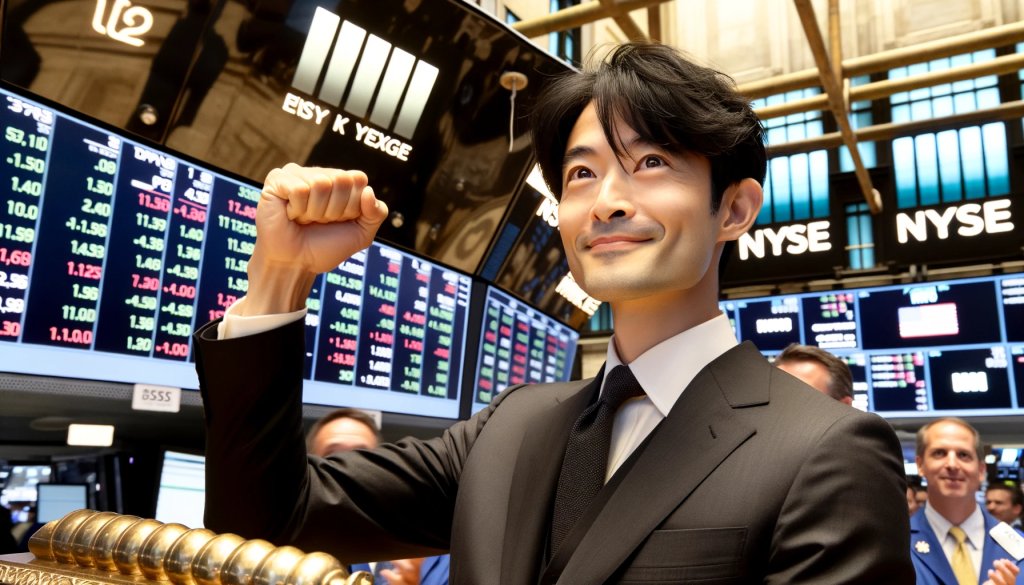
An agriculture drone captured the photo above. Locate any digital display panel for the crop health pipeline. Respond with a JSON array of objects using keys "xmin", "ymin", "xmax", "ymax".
[
  {"xmin": 471, "ymin": 286, "xmax": 579, "ymax": 415},
  {"xmin": 842, "ymin": 354, "xmax": 869, "ymax": 411},
  {"xmin": 1002, "ymin": 278, "xmax": 1024, "ymax": 342},
  {"xmin": 737, "ymin": 297, "xmax": 801, "ymax": 351},
  {"xmin": 37, "ymin": 484, "xmax": 86, "ymax": 523},
  {"xmin": 723, "ymin": 274, "xmax": 1021, "ymax": 417},
  {"xmin": 0, "ymin": 85, "xmax": 470, "ymax": 418},
  {"xmin": 802, "ymin": 292, "xmax": 858, "ymax": 350},
  {"xmin": 928, "ymin": 347, "xmax": 1012, "ymax": 411},
  {"xmin": 858, "ymin": 281, "xmax": 1002, "ymax": 350},
  {"xmin": 869, "ymin": 352, "xmax": 927, "ymax": 412}
]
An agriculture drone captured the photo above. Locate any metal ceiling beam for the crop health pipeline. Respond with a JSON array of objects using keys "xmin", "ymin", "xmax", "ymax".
[
  {"xmin": 511, "ymin": 0, "xmax": 670, "ymax": 38},
  {"xmin": 737, "ymin": 20, "xmax": 1024, "ymax": 100},
  {"xmin": 793, "ymin": 0, "xmax": 881, "ymax": 214}
]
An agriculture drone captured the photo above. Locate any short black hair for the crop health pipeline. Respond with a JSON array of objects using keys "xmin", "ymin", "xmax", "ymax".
[
  {"xmin": 305, "ymin": 407, "xmax": 382, "ymax": 452},
  {"xmin": 530, "ymin": 41, "xmax": 766, "ymax": 213}
]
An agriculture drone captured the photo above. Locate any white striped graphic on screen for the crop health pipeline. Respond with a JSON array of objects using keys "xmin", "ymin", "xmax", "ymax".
[{"xmin": 292, "ymin": 6, "xmax": 438, "ymax": 140}]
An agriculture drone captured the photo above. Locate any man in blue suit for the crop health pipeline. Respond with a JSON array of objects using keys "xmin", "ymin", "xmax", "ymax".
[{"xmin": 912, "ymin": 418, "xmax": 1023, "ymax": 585}]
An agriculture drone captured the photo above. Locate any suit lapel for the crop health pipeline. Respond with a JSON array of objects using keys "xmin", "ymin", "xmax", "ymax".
[
  {"xmin": 555, "ymin": 348, "xmax": 761, "ymax": 584},
  {"xmin": 500, "ymin": 371, "xmax": 603, "ymax": 585},
  {"xmin": 911, "ymin": 509, "xmax": 958, "ymax": 585},
  {"xmin": 980, "ymin": 508, "xmax": 1008, "ymax": 574}
]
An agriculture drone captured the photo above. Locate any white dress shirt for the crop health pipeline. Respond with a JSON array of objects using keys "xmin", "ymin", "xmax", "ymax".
[
  {"xmin": 923, "ymin": 502, "xmax": 985, "ymax": 581},
  {"xmin": 601, "ymin": 314, "xmax": 738, "ymax": 482},
  {"xmin": 216, "ymin": 297, "xmax": 306, "ymax": 339},
  {"xmin": 217, "ymin": 300, "xmax": 740, "ymax": 485}
]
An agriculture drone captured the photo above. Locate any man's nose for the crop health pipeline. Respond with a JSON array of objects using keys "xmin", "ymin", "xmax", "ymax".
[{"xmin": 591, "ymin": 170, "xmax": 634, "ymax": 222}]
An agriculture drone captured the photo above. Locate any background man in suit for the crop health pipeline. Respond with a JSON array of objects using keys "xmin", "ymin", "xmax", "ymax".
[
  {"xmin": 986, "ymin": 484, "xmax": 1024, "ymax": 529},
  {"xmin": 196, "ymin": 41, "xmax": 915, "ymax": 583},
  {"xmin": 305, "ymin": 409, "xmax": 450, "ymax": 585},
  {"xmin": 773, "ymin": 343, "xmax": 854, "ymax": 405},
  {"xmin": 910, "ymin": 418, "xmax": 1021, "ymax": 585}
]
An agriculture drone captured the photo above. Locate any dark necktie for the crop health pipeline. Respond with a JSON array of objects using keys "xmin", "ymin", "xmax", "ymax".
[{"xmin": 549, "ymin": 365, "xmax": 646, "ymax": 556}]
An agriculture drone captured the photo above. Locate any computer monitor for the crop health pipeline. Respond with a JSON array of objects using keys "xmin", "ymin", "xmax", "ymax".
[
  {"xmin": 37, "ymin": 484, "xmax": 86, "ymax": 523},
  {"xmin": 0, "ymin": 83, "xmax": 472, "ymax": 419},
  {"xmin": 154, "ymin": 451, "xmax": 205, "ymax": 529},
  {"xmin": 470, "ymin": 286, "xmax": 580, "ymax": 415}
]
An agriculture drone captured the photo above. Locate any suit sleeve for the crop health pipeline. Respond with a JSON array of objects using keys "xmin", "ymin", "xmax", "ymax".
[
  {"xmin": 194, "ymin": 318, "xmax": 508, "ymax": 563},
  {"xmin": 764, "ymin": 411, "xmax": 915, "ymax": 584}
]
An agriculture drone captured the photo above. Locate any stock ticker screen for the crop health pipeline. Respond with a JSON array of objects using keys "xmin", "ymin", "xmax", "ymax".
[
  {"xmin": 471, "ymin": 286, "xmax": 579, "ymax": 415},
  {"xmin": 0, "ymin": 86, "xmax": 471, "ymax": 418},
  {"xmin": 732, "ymin": 278, "xmax": 1024, "ymax": 417}
]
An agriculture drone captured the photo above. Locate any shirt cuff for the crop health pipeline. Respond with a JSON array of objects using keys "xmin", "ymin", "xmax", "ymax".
[{"xmin": 216, "ymin": 297, "xmax": 307, "ymax": 340}]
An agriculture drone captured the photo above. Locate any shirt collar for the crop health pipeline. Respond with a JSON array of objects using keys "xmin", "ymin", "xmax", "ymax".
[
  {"xmin": 924, "ymin": 501, "xmax": 985, "ymax": 550},
  {"xmin": 602, "ymin": 313, "xmax": 739, "ymax": 416}
]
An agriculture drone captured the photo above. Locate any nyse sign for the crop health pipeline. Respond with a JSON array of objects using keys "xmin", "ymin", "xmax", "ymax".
[
  {"xmin": 896, "ymin": 199, "xmax": 1013, "ymax": 243},
  {"xmin": 738, "ymin": 220, "xmax": 832, "ymax": 260}
]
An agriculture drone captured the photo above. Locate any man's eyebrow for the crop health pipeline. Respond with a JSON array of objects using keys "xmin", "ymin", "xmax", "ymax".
[{"xmin": 562, "ymin": 145, "xmax": 597, "ymax": 169}]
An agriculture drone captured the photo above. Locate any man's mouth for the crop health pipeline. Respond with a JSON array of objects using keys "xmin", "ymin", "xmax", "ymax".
[{"xmin": 585, "ymin": 235, "xmax": 652, "ymax": 251}]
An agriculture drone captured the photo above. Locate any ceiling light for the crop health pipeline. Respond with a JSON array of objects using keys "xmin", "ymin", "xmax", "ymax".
[{"xmin": 67, "ymin": 424, "xmax": 114, "ymax": 447}]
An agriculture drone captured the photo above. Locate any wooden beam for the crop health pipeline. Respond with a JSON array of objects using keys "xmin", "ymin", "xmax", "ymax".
[
  {"xmin": 829, "ymin": 0, "xmax": 842, "ymax": 80},
  {"xmin": 765, "ymin": 100, "xmax": 1024, "ymax": 158},
  {"xmin": 599, "ymin": 0, "xmax": 647, "ymax": 41},
  {"xmin": 737, "ymin": 20, "xmax": 1024, "ymax": 99},
  {"xmin": 752, "ymin": 51, "xmax": 1024, "ymax": 120},
  {"xmin": 511, "ymin": 0, "xmax": 670, "ymax": 38},
  {"xmin": 793, "ymin": 0, "xmax": 880, "ymax": 214},
  {"xmin": 647, "ymin": 5, "xmax": 662, "ymax": 42}
]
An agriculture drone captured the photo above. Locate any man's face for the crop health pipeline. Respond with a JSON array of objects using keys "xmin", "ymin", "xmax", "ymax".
[
  {"xmin": 907, "ymin": 487, "xmax": 920, "ymax": 517},
  {"xmin": 310, "ymin": 418, "xmax": 378, "ymax": 457},
  {"xmin": 556, "ymin": 103, "xmax": 722, "ymax": 302},
  {"xmin": 986, "ymin": 489, "xmax": 1023, "ymax": 524},
  {"xmin": 915, "ymin": 489, "xmax": 928, "ymax": 508},
  {"xmin": 915, "ymin": 422, "xmax": 986, "ymax": 503}
]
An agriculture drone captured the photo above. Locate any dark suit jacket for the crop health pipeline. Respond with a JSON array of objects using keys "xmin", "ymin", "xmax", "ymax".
[{"xmin": 195, "ymin": 318, "xmax": 914, "ymax": 584}]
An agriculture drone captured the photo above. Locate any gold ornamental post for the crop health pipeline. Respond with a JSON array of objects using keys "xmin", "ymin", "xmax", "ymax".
[{"xmin": 0, "ymin": 510, "xmax": 371, "ymax": 585}]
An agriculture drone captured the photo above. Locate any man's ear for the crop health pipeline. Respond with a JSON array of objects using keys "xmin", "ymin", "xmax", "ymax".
[{"xmin": 717, "ymin": 178, "xmax": 763, "ymax": 242}]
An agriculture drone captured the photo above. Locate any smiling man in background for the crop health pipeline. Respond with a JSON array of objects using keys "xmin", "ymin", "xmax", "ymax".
[{"xmin": 911, "ymin": 418, "xmax": 1022, "ymax": 585}]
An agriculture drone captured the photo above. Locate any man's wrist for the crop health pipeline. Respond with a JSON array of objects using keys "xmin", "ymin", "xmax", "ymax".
[{"xmin": 243, "ymin": 255, "xmax": 317, "ymax": 316}]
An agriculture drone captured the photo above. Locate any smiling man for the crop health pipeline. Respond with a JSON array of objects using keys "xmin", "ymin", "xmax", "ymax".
[
  {"xmin": 912, "ymin": 419, "xmax": 1022, "ymax": 585},
  {"xmin": 196, "ymin": 42, "xmax": 913, "ymax": 583}
]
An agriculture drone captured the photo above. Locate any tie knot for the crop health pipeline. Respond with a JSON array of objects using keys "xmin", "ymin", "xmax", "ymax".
[
  {"xmin": 949, "ymin": 526, "xmax": 968, "ymax": 545},
  {"xmin": 602, "ymin": 365, "xmax": 646, "ymax": 410}
]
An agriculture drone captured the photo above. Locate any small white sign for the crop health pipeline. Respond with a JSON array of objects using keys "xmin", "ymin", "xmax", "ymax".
[
  {"xmin": 132, "ymin": 383, "xmax": 181, "ymax": 413},
  {"xmin": 990, "ymin": 522, "xmax": 1024, "ymax": 561}
]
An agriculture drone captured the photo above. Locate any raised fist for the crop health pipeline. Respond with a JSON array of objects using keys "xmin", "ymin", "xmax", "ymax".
[{"xmin": 243, "ymin": 164, "xmax": 388, "ymax": 315}]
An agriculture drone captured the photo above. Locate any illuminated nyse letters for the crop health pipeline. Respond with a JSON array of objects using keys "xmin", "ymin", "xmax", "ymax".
[
  {"xmin": 896, "ymin": 199, "xmax": 1014, "ymax": 243},
  {"xmin": 555, "ymin": 273, "xmax": 601, "ymax": 316},
  {"xmin": 738, "ymin": 221, "xmax": 831, "ymax": 260},
  {"xmin": 92, "ymin": 0, "xmax": 153, "ymax": 47},
  {"xmin": 291, "ymin": 7, "xmax": 438, "ymax": 141}
]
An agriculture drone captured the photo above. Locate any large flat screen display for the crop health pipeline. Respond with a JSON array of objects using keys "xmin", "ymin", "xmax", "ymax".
[
  {"xmin": 471, "ymin": 286, "xmax": 579, "ymax": 414},
  {"xmin": 154, "ymin": 451, "xmax": 205, "ymax": 529},
  {"xmin": 0, "ymin": 84, "xmax": 471, "ymax": 418},
  {"xmin": 729, "ymin": 276, "xmax": 1023, "ymax": 417}
]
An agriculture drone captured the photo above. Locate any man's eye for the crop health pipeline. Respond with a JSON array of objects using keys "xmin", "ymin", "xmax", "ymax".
[
  {"xmin": 643, "ymin": 156, "xmax": 664, "ymax": 168},
  {"xmin": 570, "ymin": 167, "xmax": 594, "ymax": 180}
]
